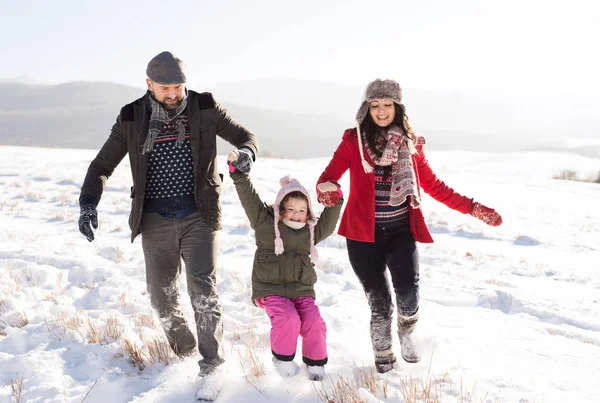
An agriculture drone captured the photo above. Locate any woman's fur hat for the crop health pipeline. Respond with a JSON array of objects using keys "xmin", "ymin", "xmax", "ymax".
[{"xmin": 355, "ymin": 79, "xmax": 403, "ymax": 173}]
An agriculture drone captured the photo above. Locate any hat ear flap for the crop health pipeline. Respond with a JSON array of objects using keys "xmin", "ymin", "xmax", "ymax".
[{"xmin": 355, "ymin": 102, "xmax": 369, "ymax": 123}]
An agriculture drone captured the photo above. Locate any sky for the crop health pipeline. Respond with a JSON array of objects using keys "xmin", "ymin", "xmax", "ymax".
[
  {"xmin": 1, "ymin": 0, "xmax": 599, "ymax": 98},
  {"xmin": 1, "ymin": 146, "xmax": 599, "ymax": 402}
]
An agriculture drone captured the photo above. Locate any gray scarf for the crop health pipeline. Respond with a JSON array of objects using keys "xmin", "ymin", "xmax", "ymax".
[{"xmin": 142, "ymin": 91, "xmax": 188, "ymax": 154}]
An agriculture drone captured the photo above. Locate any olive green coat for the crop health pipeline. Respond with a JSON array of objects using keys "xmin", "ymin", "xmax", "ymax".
[{"xmin": 231, "ymin": 172, "xmax": 343, "ymax": 302}]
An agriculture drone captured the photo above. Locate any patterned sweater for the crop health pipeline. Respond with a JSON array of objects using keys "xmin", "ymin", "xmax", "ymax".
[
  {"xmin": 143, "ymin": 113, "xmax": 197, "ymax": 216},
  {"xmin": 374, "ymin": 165, "xmax": 409, "ymax": 229}
]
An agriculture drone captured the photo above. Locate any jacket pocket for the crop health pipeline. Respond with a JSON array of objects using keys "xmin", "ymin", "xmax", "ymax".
[
  {"xmin": 296, "ymin": 255, "xmax": 317, "ymax": 286},
  {"xmin": 206, "ymin": 172, "xmax": 223, "ymax": 187},
  {"xmin": 254, "ymin": 253, "xmax": 280, "ymax": 283},
  {"xmin": 128, "ymin": 198, "xmax": 136, "ymax": 231},
  {"xmin": 199, "ymin": 120, "xmax": 215, "ymax": 148}
]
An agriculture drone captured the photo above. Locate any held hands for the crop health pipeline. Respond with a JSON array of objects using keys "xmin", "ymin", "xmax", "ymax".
[
  {"xmin": 227, "ymin": 148, "xmax": 253, "ymax": 174},
  {"xmin": 468, "ymin": 201, "xmax": 502, "ymax": 226},
  {"xmin": 78, "ymin": 204, "xmax": 98, "ymax": 242},
  {"xmin": 316, "ymin": 181, "xmax": 343, "ymax": 207}
]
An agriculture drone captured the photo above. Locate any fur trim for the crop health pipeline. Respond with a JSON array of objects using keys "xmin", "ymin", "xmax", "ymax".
[
  {"xmin": 355, "ymin": 79, "xmax": 403, "ymax": 123},
  {"xmin": 373, "ymin": 348, "xmax": 395, "ymax": 360},
  {"xmin": 273, "ymin": 175, "xmax": 319, "ymax": 262},
  {"xmin": 355, "ymin": 79, "xmax": 404, "ymax": 173},
  {"xmin": 397, "ymin": 312, "xmax": 419, "ymax": 335}
]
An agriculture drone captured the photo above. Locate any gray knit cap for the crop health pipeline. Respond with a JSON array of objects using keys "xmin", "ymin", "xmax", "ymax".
[
  {"xmin": 146, "ymin": 51, "xmax": 187, "ymax": 84},
  {"xmin": 355, "ymin": 79, "xmax": 403, "ymax": 123}
]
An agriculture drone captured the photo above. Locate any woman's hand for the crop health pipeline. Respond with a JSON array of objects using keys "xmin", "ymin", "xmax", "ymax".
[
  {"xmin": 316, "ymin": 181, "xmax": 342, "ymax": 207},
  {"xmin": 468, "ymin": 201, "xmax": 502, "ymax": 226}
]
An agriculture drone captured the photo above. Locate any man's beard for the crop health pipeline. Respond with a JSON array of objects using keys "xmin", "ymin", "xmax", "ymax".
[
  {"xmin": 160, "ymin": 96, "xmax": 184, "ymax": 110},
  {"xmin": 150, "ymin": 91, "xmax": 184, "ymax": 110}
]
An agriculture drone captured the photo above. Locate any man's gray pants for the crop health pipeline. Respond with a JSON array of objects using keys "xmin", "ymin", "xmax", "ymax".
[{"xmin": 141, "ymin": 212, "xmax": 223, "ymax": 366}]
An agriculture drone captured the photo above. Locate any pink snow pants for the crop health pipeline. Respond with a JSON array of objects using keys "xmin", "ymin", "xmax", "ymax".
[{"xmin": 255, "ymin": 296, "xmax": 327, "ymax": 365}]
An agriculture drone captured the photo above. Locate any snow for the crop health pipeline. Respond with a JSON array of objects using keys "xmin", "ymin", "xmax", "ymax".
[{"xmin": 0, "ymin": 145, "xmax": 599, "ymax": 402}]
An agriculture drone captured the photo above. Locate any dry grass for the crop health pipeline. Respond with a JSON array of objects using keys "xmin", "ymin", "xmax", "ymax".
[
  {"xmin": 45, "ymin": 312, "xmax": 122, "ymax": 344},
  {"xmin": 8, "ymin": 269, "xmax": 22, "ymax": 293},
  {"xmin": 37, "ymin": 297, "xmax": 184, "ymax": 371},
  {"xmin": 105, "ymin": 315, "xmax": 124, "ymax": 341},
  {"xmin": 22, "ymin": 269, "xmax": 40, "ymax": 287},
  {"xmin": 7, "ymin": 311, "xmax": 29, "ymax": 328},
  {"xmin": 314, "ymin": 363, "xmax": 496, "ymax": 403},
  {"xmin": 133, "ymin": 312, "xmax": 156, "ymax": 328},
  {"xmin": 238, "ymin": 348, "xmax": 266, "ymax": 378},
  {"xmin": 44, "ymin": 308, "xmax": 174, "ymax": 371},
  {"xmin": 398, "ymin": 374, "xmax": 447, "ymax": 403},
  {"xmin": 236, "ymin": 311, "xmax": 268, "ymax": 380},
  {"xmin": 113, "ymin": 247, "xmax": 126, "ymax": 264},
  {"xmin": 357, "ymin": 366, "xmax": 380, "ymax": 396},
  {"xmin": 144, "ymin": 336, "xmax": 173, "ymax": 365},
  {"xmin": 122, "ymin": 338, "xmax": 145, "ymax": 370},
  {"xmin": 42, "ymin": 291, "xmax": 59, "ymax": 303},
  {"xmin": 86, "ymin": 318, "xmax": 102, "ymax": 344},
  {"xmin": 45, "ymin": 312, "xmax": 84, "ymax": 342},
  {"xmin": 315, "ymin": 374, "xmax": 367, "ymax": 403},
  {"xmin": 4, "ymin": 265, "xmax": 41, "ymax": 292},
  {"xmin": 0, "ymin": 297, "xmax": 7, "ymax": 313},
  {"xmin": 10, "ymin": 375, "xmax": 24, "ymax": 403},
  {"xmin": 81, "ymin": 281, "xmax": 97, "ymax": 290}
]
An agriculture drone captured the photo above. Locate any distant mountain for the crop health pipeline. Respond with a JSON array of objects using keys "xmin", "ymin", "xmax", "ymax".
[
  {"xmin": 209, "ymin": 78, "xmax": 600, "ymax": 155},
  {"xmin": 0, "ymin": 79, "xmax": 598, "ymax": 158},
  {"xmin": 0, "ymin": 81, "xmax": 346, "ymax": 158},
  {"xmin": 0, "ymin": 81, "xmax": 143, "ymax": 150}
]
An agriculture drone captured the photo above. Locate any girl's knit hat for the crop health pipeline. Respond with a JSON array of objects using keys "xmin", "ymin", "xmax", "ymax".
[
  {"xmin": 273, "ymin": 175, "xmax": 319, "ymax": 262},
  {"xmin": 355, "ymin": 79, "xmax": 403, "ymax": 174}
]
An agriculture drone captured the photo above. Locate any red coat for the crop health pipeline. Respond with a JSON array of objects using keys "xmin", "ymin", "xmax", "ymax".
[{"xmin": 317, "ymin": 128, "xmax": 472, "ymax": 243}]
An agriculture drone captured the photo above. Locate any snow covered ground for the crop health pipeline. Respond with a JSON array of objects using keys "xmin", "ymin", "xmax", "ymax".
[{"xmin": 0, "ymin": 145, "xmax": 599, "ymax": 402}]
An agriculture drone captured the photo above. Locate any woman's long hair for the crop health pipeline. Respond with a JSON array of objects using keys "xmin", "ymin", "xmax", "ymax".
[{"xmin": 360, "ymin": 103, "xmax": 416, "ymax": 157}]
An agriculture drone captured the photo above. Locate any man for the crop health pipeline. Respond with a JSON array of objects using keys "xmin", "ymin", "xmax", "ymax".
[{"xmin": 78, "ymin": 51, "xmax": 258, "ymax": 378}]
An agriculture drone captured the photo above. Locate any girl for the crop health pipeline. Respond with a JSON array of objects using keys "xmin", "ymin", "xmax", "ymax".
[
  {"xmin": 228, "ymin": 152, "xmax": 343, "ymax": 381},
  {"xmin": 315, "ymin": 79, "xmax": 502, "ymax": 373}
]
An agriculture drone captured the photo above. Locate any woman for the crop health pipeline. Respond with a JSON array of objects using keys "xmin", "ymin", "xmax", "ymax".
[{"xmin": 316, "ymin": 79, "xmax": 502, "ymax": 373}]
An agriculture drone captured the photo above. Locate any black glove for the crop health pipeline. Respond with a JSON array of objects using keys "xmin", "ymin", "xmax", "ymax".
[
  {"xmin": 79, "ymin": 204, "xmax": 98, "ymax": 242},
  {"xmin": 229, "ymin": 148, "xmax": 254, "ymax": 174}
]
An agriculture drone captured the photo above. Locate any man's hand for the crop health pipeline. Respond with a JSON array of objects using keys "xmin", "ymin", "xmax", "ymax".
[
  {"xmin": 79, "ymin": 204, "xmax": 98, "ymax": 242},
  {"xmin": 227, "ymin": 148, "xmax": 254, "ymax": 174}
]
